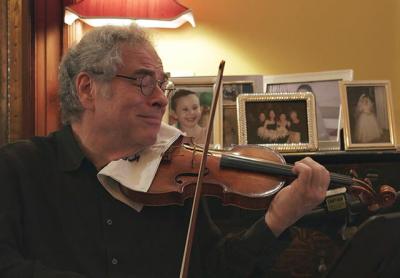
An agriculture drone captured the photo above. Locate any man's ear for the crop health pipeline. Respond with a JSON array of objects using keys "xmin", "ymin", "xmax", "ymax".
[{"xmin": 75, "ymin": 72, "xmax": 95, "ymax": 109}]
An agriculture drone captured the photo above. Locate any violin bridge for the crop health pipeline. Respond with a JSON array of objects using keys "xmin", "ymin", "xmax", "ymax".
[{"xmin": 191, "ymin": 144, "xmax": 197, "ymax": 168}]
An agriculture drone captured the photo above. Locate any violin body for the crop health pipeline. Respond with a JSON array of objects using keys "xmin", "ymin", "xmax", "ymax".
[
  {"xmin": 119, "ymin": 136, "xmax": 397, "ymax": 211},
  {"xmin": 120, "ymin": 138, "xmax": 288, "ymax": 210}
]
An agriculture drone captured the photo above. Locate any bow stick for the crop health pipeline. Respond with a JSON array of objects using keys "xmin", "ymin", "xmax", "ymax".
[{"xmin": 179, "ymin": 60, "xmax": 226, "ymax": 278}]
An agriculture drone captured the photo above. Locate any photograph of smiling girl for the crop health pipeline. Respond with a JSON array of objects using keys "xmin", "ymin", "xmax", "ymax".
[{"xmin": 169, "ymin": 88, "xmax": 213, "ymax": 145}]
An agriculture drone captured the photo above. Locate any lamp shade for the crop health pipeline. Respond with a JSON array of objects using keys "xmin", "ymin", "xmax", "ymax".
[{"xmin": 64, "ymin": 0, "xmax": 195, "ymax": 28}]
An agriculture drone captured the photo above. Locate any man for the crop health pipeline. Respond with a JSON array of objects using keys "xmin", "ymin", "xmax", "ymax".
[{"xmin": 0, "ymin": 25, "xmax": 330, "ymax": 277}]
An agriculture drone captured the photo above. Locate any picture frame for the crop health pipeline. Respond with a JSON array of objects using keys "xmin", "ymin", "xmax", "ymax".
[
  {"xmin": 222, "ymin": 104, "xmax": 238, "ymax": 148},
  {"xmin": 221, "ymin": 75, "xmax": 264, "ymax": 148},
  {"xmin": 264, "ymin": 69, "xmax": 353, "ymax": 151},
  {"xmin": 222, "ymin": 75, "xmax": 264, "ymax": 105},
  {"xmin": 168, "ymin": 76, "xmax": 222, "ymax": 147},
  {"xmin": 339, "ymin": 80, "xmax": 397, "ymax": 150},
  {"xmin": 237, "ymin": 92, "xmax": 318, "ymax": 153}
]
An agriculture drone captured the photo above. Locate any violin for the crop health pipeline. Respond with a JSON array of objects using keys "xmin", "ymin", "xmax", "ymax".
[{"xmin": 120, "ymin": 136, "xmax": 397, "ymax": 211}]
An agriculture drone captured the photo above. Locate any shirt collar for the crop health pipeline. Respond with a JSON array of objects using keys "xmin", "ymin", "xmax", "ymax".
[{"xmin": 55, "ymin": 125, "xmax": 86, "ymax": 171}]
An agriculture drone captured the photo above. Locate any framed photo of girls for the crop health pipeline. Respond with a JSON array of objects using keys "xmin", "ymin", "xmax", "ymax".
[
  {"xmin": 237, "ymin": 92, "xmax": 318, "ymax": 153},
  {"xmin": 339, "ymin": 80, "xmax": 397, "ymax": 150}
]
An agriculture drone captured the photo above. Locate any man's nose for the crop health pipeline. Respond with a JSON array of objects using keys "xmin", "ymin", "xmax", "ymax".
[{"xmin": 149, "ymin": 86, "xmax": 168, "ymax": 108}]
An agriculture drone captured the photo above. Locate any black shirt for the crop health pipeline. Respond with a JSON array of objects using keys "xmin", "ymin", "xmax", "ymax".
[{"xmin": 0, "ymin": 125, "xmax": 284, "ymax": 278}]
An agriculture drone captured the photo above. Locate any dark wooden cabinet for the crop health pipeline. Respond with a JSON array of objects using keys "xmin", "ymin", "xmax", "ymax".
[
  {"xmin": 274, "ymin": 150, "xmax": 400, "ymax": 277},
  {"xmin": 209, "ymin": 150, "xmax": 400, "ymax": 277},
  {"xmin": 284, "ymin": 150, "xmax": 400, "ymax": 192}
]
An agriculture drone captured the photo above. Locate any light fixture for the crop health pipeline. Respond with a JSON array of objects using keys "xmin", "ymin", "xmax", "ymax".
[{"xmin": 64, "ymin": 0, "xmax": 196, "ymax": 28}]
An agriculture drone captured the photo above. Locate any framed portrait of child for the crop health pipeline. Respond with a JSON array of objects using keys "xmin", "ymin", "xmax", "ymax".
[
  {"xmin": 339, "ymin": 80, "xmax": 397, "ymax": 150},
  {"xmin": 167, "ymin": 76, "xmax": 223, "ymax": 147}
]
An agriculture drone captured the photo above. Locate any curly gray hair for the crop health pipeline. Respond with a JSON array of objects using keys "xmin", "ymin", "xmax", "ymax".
[{"xmin": 58, "ymin": 25, "xmax": 153, "ymax": 124}]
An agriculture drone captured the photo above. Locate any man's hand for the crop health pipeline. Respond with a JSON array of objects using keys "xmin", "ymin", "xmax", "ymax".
[{"xmin": 265, "ymin": 157, "xmax": 330, "ymax": 236}]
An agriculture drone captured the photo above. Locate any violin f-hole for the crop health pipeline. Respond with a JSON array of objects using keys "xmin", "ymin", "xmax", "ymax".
[{"xmin": 175, "ymin": 168, "xmax": 210, "ymax": 185}]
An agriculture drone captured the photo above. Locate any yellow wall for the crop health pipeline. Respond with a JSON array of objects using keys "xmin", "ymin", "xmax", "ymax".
[{"xmin": 149, "ymin": 0, "xmax": 400, "ymax": 143}]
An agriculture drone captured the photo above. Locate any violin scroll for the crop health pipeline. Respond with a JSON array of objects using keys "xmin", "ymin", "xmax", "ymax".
[
  {"xmin": 378, "ymin": 185, "xmax": 397, "ymax": 208},
  {"xmin": 349, "ymin": 176, "xmax": 397, "ymax": 212}
]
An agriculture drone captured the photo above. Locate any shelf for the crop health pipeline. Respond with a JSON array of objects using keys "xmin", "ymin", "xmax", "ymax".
[{"xmin": 283, "ymin": 149, "xmax": 400, "ymax": 164}]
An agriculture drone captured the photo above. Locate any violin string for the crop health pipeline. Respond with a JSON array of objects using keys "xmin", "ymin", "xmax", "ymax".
[
  {"xmin": 222, "ymin": 154, "xmax": 354, "ymax": 186},
  {"xmin": 352, "ymin": 177, "xmax": 376, "ymax": 194},
  {"xmin": 253, "ymin": 158, "xmax": 353, "ymax": 185}
]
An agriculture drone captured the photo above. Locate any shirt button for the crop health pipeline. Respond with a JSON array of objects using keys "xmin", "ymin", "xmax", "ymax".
[
  {"xmin": 111, "ymin": 258, "xmax": 118, "ymax": 265},
  {"xmin": 106, "ymin": 219, "xmax": 113, "ymax": 226}
]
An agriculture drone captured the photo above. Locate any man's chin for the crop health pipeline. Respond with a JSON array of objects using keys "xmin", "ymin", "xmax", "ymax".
[
  {"xmin": 132, "ymin": 126, "xmax": 161, "ymax": 147},
  {"xmin": 139, "ymin": 133, "xmax": 159, "ymax": 147}
]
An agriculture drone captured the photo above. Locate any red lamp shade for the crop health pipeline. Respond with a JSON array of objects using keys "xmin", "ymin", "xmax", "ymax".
[{"xmin": 64, "ymin": 0, "xmax": 195, "ymax": 28}]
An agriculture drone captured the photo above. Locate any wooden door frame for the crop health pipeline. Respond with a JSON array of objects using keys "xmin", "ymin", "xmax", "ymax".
[
  {"xmin": 34, "ymin": 0, "xmax": 64, "ymax": 136},
  {"xmin": 0, "ymin": 0, "xmax": 34, "ymax": 144},
  {"xmin": 1, "ymin": 1, "xmax": 91, "ymax": 142},
  {"xmin": 0, "ymin": 1, "xmax": 8, "ymax": 145}
]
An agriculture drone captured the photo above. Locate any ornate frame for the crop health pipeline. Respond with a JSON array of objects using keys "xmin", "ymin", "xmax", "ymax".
[
  {"xmin": 237, "ymin": 92, "xmax": 318, "ymax": 153},
  {"xmin": 340, "ymin": 80, "xmax": 397, "ymax": 150}
]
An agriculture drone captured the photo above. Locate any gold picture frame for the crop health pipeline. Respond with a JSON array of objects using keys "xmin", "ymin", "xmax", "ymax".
[
  {"xmin": 220, "ymin": 75, "xmax": 263, "ymax": 148},
  {"xmin": 222, "ymin": 104, "xmax": 238, "ymax": 148},
  {"xmin": 339, "ymin": 80, "xmax": 397, "ymax": 150},
  {"xmin": 221, "ymin": 79, "xmax": 257, "ymax": 148},
  {"xmin": 167, "ymin": 76, "xmax": 223, "ymax": 148},
  {"xmin": 237, "ymin": 92, "xmax": 318, "ymax": 153}
]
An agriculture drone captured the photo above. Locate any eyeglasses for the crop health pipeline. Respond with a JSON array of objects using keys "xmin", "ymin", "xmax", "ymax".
[{"xmin": 114, "ymin": 74, "xmax": 175, "ymax": 97}]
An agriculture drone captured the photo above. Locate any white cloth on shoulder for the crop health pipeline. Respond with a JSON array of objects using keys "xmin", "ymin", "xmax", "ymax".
[{"xmin": 97, "ymin": 123, "xmax": 182, "ymax": 212}]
